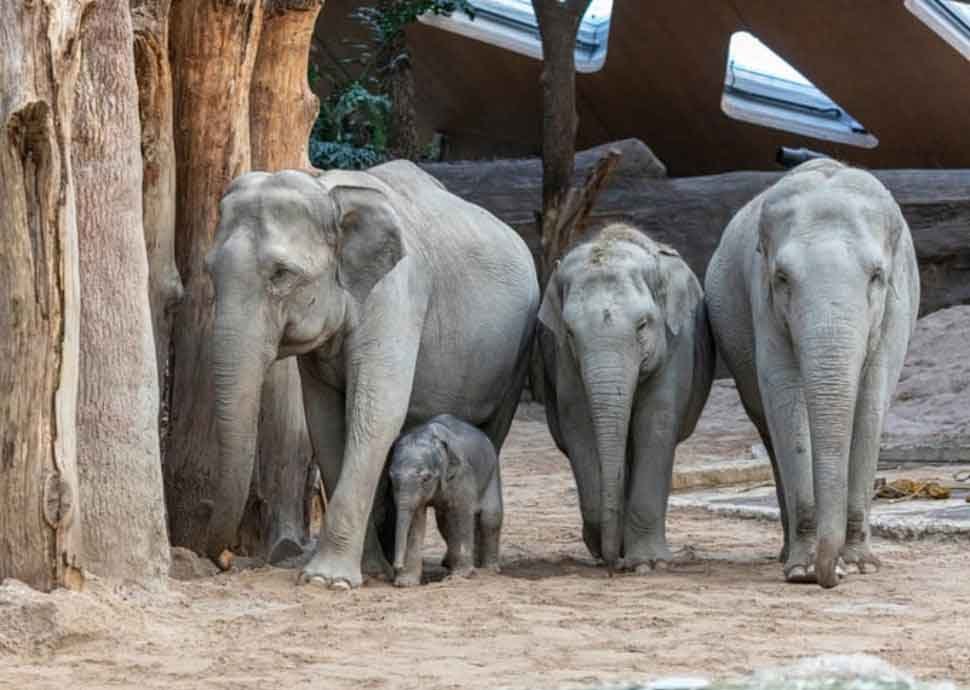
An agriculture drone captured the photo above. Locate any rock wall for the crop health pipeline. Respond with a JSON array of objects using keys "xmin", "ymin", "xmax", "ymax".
[{"xmin": 423, "ymin": 140, "xmax": 970, "ymax": 317}]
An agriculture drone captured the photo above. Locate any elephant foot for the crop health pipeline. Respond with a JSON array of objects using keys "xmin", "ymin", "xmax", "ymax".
[
  {"xmin": 393, "ymin": 572, "xmax": 422, "ymax": 588},
  {"xmin": 361, "ymin": 549, "xmax": 394, "ymax": 583},
  {"xmin": 783, "ymin": 536, "xmax": 820, "ymax": 583},
  {"xmin": 444, "ymin": 566, "xmax": 475, "ymax": 581},
  {"xmin": 617, "ymin": 541, "xmax": 674, "ymax": 574},
  {"xmin": 784, "ymin": 560, "xmax": 847, "ymax": 584},
  {"xmin": 478, "ymin": 559, "xmax": 501, "ymax": 574},
  {"xmin": 841, "ymin": 543, "xmax": 881, "ymax": 574},
  {"xmin": 299, "ymin": 552, "xmax": 363, "ymax": 591}
]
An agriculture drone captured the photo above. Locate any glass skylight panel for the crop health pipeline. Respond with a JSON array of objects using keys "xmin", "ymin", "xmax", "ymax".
[
  {"xmin": 906, "ymin": 0, "xmax": 970, "ymax": 60},
  {"xmin": 721, "ymin": 32, "xmax": 878, "ymax": 149},
  {"xmin": 419, "ymin": 0, "xmax": 613, "ymax": 73}
]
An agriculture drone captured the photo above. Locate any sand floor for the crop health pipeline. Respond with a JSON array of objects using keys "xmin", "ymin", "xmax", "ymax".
[{"xmin": 2, "ymin": 406, "xmax": 969, "ymax": 690}]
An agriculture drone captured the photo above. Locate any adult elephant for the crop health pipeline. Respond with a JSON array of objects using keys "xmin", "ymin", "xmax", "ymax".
[
  {"xmin": 538, "ymin": 224, "xmax": 714, "ymax": 571},
  {"xmin": 705, "ymin": 159, "xmax": 919, "ymax": 588},
  {"xmin": 204, "ymin": 161, "xmax": 539, "ymax": 589}
]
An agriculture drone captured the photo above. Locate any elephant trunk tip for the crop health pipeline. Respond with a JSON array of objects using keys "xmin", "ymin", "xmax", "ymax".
[{"xmin": 815, "ymin": 540, "xmax": 842, "ymax": 589}]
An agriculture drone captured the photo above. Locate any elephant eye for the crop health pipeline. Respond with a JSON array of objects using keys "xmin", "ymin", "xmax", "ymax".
[
  {"xmin": 270, "ymin": 264, "xmax": 297, "ymax": 286},
  {"xmin": 774, "ymin": 270, "xmax": 789, "ymax": 286},
  {"xmin": 870, "ymin": 268, "xmax": 885, "ymax": 285}
]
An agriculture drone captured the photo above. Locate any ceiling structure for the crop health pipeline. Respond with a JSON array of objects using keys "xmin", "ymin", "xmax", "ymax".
[{"xmin": 314, "ymin": 1, "xmax": 970, "ymax": 176}]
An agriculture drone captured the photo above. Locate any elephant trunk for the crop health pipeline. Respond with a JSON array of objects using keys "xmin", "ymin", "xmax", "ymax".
[
  {"xmin": 581, "ymin": 347, "xmax": 636, "ymax": 568},
  {"xmin": 392, "ymin": 502, "xmax": 415, "ymax": 571},
  {"xmin": 796, "ymin": 313, "xmax": 865, "ymax": 588},
  {"xmin": 207, "ymin": 314, "xmax": 274, "ymax": 560}
]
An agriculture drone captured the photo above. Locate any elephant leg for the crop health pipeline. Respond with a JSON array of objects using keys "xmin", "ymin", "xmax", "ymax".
[
  {"xmin": 443, "ymin": 507, "xmax": 476, "ymax": 578},
  {"xmin": 755, "ymin": 343, "xmax": 817, "ymax": 583},
  {"xmin": 844, "ymin": 354, "xmax": 899, "ymax": 574},
  {"xmin": 394, "ymin": 507, "xmax": 427, "ymax": 587},
  {"xmin": 622, "ymin": 395, "xmax": 675, "ymax": 572},
  {"xmin": 475, "ymin": 476, "xmax": 503, "ymax": 571},
  {"xmin": 436, "ymin": 509, "xmax": 452, "ymax": 568},
  {"xmin": 301, "ymin": 266, "xmax": 428, "ymax": 590},
  {"xmin": 299, "ymin": 358, "xmax": 391, "ymax": 581},
  {"xmin": 481, "ymin": 333, "xmax": 533, "ymax": 453}
]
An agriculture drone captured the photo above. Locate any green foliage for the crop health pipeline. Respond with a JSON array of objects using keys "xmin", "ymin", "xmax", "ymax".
[
  {"xmin": 308, "ymin": 1, "xmax": 475, "ymax": 169},
  {"xmin": 309, "ymin": 80, "xmax": 390, "ymax": 170}
]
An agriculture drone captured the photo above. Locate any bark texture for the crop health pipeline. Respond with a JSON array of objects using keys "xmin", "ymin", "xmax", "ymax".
[
  {"xmin": 131, "ymin": 0, "xmax": 183, "ymax": 406},
  {"xmin": 72, "ymin": 0, "xmax": 171, "ymax": 584},
  {"xmin": 0, "ymin": 0, "xmax": 88, "ymax": 591},
  {"xmin": 531, "ymin": 0, "xmax": 592, "ymax": 285},
  {"xmin": 241, "ymin": 0, "xmax": 320, "ymax": 562},
  {"xmin": 166, "ymin": 0, "xmax": 265, "ymax": 552},
  {"xmin": 377, "ymin": 0, "xmax": 419, "ymax": 159}
]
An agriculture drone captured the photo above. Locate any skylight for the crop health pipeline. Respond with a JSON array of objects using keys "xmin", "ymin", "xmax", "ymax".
[
  {"xmin": 419, "ymin": 0, "xmax": 613, "ymax": 73},
  {"xmin": 906, "ymin": 0, "xmax": 970, "ymax": 60},
  {"xmin": 721, "ymin": 32, "xmax": 878, "ymax": 149}
]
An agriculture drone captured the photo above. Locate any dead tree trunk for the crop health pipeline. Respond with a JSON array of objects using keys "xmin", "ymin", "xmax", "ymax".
[
  {"xmin": 72, "ymin": 0, "xmax": 171, "ymax": 584},
  {"xmin": 166, "ymin": 0, "xmax": 264, "ymax": 553},
  {"xmin": 241, "ymin": 0, "xmax": 320, "ymax": 563},
  {"xmin": 0, "ymin": 0, "xmax": 87, "ymax": 592},
  {"xmin": 131, "ymin": 0, "xmax": 184, "ymax": 439}
]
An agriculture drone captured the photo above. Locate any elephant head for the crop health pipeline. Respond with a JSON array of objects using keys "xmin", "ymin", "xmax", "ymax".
[
  {"xmin": 202, "ymin": 170, "xmax": 407, "ymax": 558},
  {"xmin": 388, "ymin": 424, "xmax": 458, "ymax": 572},
  {"xmin": 538, "ymin": 224, "xmax": 699, "ymax": 566},
  {"xmin": 757, "ymin": 160, "xmax": 908, "ymax": 587}
]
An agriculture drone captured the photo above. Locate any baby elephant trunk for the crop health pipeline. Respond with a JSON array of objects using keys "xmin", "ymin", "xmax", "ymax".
[{"xmin": 393, "ymin": 503, "xmax": 415, "ymax": 571}]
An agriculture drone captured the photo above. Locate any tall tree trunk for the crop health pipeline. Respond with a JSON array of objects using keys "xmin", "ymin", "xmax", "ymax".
[
  {"xmin": 131, "ymin": 0, "xmax": 183, "ymax": 448},
  {"xmin": 241, "ymin": 0, "xmax": 321, "ymax": 563},
  {"xmin": 166, "ymin": 0, "xmax": 264, "ymax": 553},
  {"xmin": 529, "ymin": 0, "xmax": 592, "ymax": 404},
  {"xmin": 72, "ymin": 0, "xmax": 171, "ymax": 584},
  {"xmin": 375, "ymin": 1, "xmax": 419, "ymax": 160},
  {"xmin": 0, "ymin": 0, "xmax": 88, "ymax": 590},
  {"xmin": 0, "ymin": 0, "xmax": 88, "ymax": 592},
  {"xmin": 532, "ymin": 0, "xmax": 591, "ymax": 286}
]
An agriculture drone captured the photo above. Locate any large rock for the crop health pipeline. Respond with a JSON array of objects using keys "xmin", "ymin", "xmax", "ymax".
[{"xmin": 423, "ymin": 142, "xmax": 970, "ymax": 317}]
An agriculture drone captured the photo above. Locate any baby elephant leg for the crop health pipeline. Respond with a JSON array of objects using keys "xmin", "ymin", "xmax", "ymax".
[
  {"xmin": 443, "ymin": 507, "xmax": 476, "ymax": 578},
  {"xmin": 476, "ymin": 474, "xmax": 503, "ymax": 572}
]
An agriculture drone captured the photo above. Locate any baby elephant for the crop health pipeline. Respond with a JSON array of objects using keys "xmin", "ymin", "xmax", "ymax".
[{"xmin": 389, "ymin": 415, "xmax": 503, "ymax": 587}]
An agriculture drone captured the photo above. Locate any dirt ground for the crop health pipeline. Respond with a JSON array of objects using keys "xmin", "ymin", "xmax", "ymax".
[{"xmin": 2, "ymin": 401, "xmax": 969, "ymax": 690}]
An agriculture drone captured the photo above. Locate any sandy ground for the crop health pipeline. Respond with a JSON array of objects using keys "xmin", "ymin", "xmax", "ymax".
[{"xmin": 2, "ymin": 401, "xmax": 969, "ymax": 690}]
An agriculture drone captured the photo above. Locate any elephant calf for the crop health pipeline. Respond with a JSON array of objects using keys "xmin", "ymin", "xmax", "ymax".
[
  {"xmin": 538, "ymin": 223, "xmax": 715, "ymax": 572},
  {"xmin": 705, "ymin": 159, "xmax": 919, "ymax": 588},
  {"xmin": 389, "ymin": 415, "xmax": 503, "ymax": 587}
]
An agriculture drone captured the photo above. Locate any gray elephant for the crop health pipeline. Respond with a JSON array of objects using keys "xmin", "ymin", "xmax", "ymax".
[
  {"xmin": 704, "ymin": 159, "xmax": 919, "ymax": 588},
  {"xmin": 389, "ymin": 414, "xmax": 503, "ymax": 587},
  {"xmin": 538, "ymin": 223, "xmax": 715, "ymax": 572},
  {"xmin": 204, "ymin": 161, "xmax": 538, "ymax": 589}
]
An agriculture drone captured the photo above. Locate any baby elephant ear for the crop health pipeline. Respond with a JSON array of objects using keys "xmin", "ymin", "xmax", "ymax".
[
  {"xmin": 655, "ymin": 248, "xmax": 701, "ymax": 337},
  {"xmin": 329, "ymin": 184, "xmax": 405, "ymax": 305},
  {"xmin": 537, "ymin": 266, "xmax": 565, "ymax": 341}
]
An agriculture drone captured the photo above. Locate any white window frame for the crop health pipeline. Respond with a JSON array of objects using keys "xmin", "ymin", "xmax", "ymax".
[
  {"xmin": 721, "ymin": 32, "xmax": 879, "ymax": 149},
  {"xmin": 418, "ymin": 1, "xmax": 611, "ymax": 73},
  {"xmin": 905, "ymin": 0, "xmax": 970, "ymax": 61}
]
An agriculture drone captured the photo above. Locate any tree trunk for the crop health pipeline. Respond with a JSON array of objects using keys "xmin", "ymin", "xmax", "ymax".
[
  {"xmin": 131, "ymin": 0, "xmax": 184, "ymax": 448},
  {"xmin": 72, "ymin": 0, "xmax": 171, "ymax": 585},
  {"xmin": 166, "ymin": 0, "xmax": 265, "ymax": 553},
  {"xmin": 241, "ymin": 0, "xmax": 320, "ymax": 563},
  {"xmin": 529, "ymin": 0, "xmax": 592, "ymax": 403},
  {"xmin": 376, "ymin": 1, "xmax": 419, "ymax": 161},
  {"xmin": 0, "ymin": 1, "xmax": 87, "ymax": 592},
  {"xmin": 532, "ymin": 0, "xmax": 591, "ymax": 286}
]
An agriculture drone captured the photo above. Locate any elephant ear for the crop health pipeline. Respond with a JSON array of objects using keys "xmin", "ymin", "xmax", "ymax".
[
  {"xmin": 430, "ymin": 425, "xmax": 461, "ymax": 491},
  {"xmin": 330, "ymin": 184, "xmax": 405, "ymax": 305},
  {"xmin": 537, "ymin": 264, "xmax": 565, "ymax": 341},
  {"xmin": 655, "ymin": 247, "xmax": 701, "ymax": 338}
]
